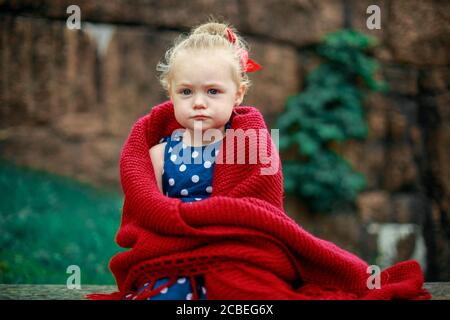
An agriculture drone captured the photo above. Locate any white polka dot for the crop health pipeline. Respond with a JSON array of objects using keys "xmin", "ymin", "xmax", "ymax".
[
  {"xmin": 191, "ymin": 175, "xmax": 199, "ymax": 183},
  {"xmin": 177, "ymin": 278, "xmax": 186, "ymax": 284},
  {"xmin": 206, "ymin": 186, "xmax": 212, "ymax": 193},
  {"xmin": 215, "ymin": 150, "xmax": 219, "ymax": 156},
  {"xmin": 168, "ymin": 147, "xmax": 172, "ymax": 153},
  {"xmin": 186, "ymin": 293, "xmax": 192, "ymax": 300},
  {"xmin": 202, "ymin": 287, "xmax": 207, "ymax": 295},
  {"xmin": 204, "ymin": 161, "xmax": 212, "ymax": 168},
  {"xmin": 169, "ymin": 178, "xmax": 175, "ymax": 186},
  {"xmin": 182, "ymin": 143, "xmax": 187, "ymax": 149},
  {"xmin": 192, "ymin": 151, "xmax": 199, "ymax": 158},
  {"xmin": 195, "ymin": 198, "xmax": 202, "ymax": 201},
  {"xmin": 170, "ymin": 154, "xmax": 177, "ymax": 162},
  {"xmin": 181, "ymin": 189, "xmax": 188, "ymax": 196},
  {"xmin": 179, "ymin": 164, "xmax": 186, "ymax": 172},
  {"xmin": 160, "ymin": 287, "xmax": 168, "ymax": 294}
]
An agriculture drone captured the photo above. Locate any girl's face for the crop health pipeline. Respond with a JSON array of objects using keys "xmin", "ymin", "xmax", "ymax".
[{"xmin": 168, "ymin": 49, "xmax": 246, "ymax": 138}]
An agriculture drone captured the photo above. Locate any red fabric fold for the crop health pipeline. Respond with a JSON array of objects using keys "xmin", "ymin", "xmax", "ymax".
[{"xmin": 87, "ymin": 100, "xmax": 430, "ymax": 300}]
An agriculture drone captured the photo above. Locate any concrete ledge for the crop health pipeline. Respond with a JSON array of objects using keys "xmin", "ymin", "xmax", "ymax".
[
  {"xmin": 0, "ymin": 284, "xmax": 117, "ymax": 300},
  {"xmin": 0, "ymin": 283, "xmax": 449, "ymax": 300},
  {"xmin": 423, "ymin": 282, "xmax": 450, "ymax": 300}
]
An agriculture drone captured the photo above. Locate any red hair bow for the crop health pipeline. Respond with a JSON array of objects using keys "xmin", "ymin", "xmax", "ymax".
[{"xmin": 226, "ymin": 28, "xmax": 262, "ymax": 73}]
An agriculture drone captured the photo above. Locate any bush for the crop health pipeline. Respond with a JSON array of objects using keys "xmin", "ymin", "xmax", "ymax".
[
  {"xmin": 0, "ymin": 160, "xmax": 123, "ymax": 284},
  {"xmin": 276, "ymin": 29, "xmax": 387, "ymax": 213}
]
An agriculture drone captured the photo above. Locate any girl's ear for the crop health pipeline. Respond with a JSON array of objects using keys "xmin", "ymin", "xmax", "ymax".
[
  {"xmin": 235, "ymin": 84, "xmax": 246, "ymax": 105},
  {"xmin": 167, "ymin": 84, "xmax": 174, "ymax": 101}
]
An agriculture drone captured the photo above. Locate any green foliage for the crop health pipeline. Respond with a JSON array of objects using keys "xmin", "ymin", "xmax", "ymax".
[
  {"xmin": 0, "ymin": 160, "xmax": 124, "ymax": 284},
  {"xmin": 277, "ymin": 29, "xmax": 387, "ymax": 213}
]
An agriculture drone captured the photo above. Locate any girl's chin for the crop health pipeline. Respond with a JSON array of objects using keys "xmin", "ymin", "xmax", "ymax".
[
  {"xmin": 191, "ymin": 118, "xmax": 210, "ymax": 124},
  {"xmin": 188, "ymin": 121, "xmax": 213, "ymax": 130}
]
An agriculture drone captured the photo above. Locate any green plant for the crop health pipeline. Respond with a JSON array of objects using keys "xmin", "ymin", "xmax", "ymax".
[
  {"xmin": 0, "ymin": 159, "xmax": 123, "ymax": 284},
  {"xmin": 277, "ymin": 29, "xmax": 387, "ymax": 213}
]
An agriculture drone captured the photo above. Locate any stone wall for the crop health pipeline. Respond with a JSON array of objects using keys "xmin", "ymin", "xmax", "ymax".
[{"xmin": 0, "ymin": 0, "xmax": 449, "ymax": 280}]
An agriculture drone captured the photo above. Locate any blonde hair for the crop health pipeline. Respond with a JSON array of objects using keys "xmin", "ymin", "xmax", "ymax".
[{"xmin": 156, "ymin": 18, "xmax": 253, "ymax": 94}]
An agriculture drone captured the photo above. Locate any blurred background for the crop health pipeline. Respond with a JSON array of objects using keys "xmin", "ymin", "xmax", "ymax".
[{"xmin": 0, "ymin": 0, "xmax": 448, "ymax": 285}]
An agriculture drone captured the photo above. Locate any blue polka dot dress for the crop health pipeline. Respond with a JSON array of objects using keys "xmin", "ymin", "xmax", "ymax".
[
  {"xmin": 162, "ymin": 128, "xmax": 224, "ymax": 203},
  {"xmin": 124, "ymin": 276, "xmax": 207, "ymax": 301},
  {"xmin": 126, "ymin": 122, "xmax": 230, "ymax": 300}
]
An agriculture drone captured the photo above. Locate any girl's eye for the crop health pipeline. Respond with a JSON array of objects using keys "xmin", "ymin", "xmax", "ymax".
[
  {"xmin": 208, "ymin": 89, "xmax": 219, "ymax": 95},
  {"xmin": 180, "ymin": 89, "xmax": 191, "ymax": 95}
]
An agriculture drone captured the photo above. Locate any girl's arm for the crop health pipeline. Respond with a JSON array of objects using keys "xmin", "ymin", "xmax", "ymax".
[{"xmin": 149, "ymin": 142, "xmax": 166, "ymax": 194}]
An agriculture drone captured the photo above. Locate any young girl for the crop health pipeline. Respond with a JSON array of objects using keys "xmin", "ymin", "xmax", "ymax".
[
  {"xmin": 88, "ymin": 18, "xmax": 428, "ymax": 302},
  {"xmin": 124, "ymin": 20, "xmax": 261, "ymax": 300}
]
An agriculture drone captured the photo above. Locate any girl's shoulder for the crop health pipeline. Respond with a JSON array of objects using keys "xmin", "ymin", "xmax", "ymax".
[{"xmin": 149, "ymin": 141, "xmax": 167, "ymax": 164}]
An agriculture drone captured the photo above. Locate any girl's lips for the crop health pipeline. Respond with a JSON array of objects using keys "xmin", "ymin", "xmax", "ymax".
[{"xmin": 192, "ymin": 116, "xmax": 210, "ymax": 120}]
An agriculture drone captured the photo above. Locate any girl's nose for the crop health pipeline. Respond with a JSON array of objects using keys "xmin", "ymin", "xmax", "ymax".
[
  {"xmin": 193, "ymin": 94, "xmax": 207, "ymax": 109},
  {"xmin": 194, "ymin": 104, "xmax": 206, "ymax": 110}
]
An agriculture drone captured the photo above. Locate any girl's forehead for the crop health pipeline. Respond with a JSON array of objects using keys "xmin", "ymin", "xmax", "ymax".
[
  {"xmin": 171, "ymin": 50, "xmax": 236, "ymax": 85},
  {"xmin": 175, "ymin": 48, "xmax": 231, "ymax": 62}
]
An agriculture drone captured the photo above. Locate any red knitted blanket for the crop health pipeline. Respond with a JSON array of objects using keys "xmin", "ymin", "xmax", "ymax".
[{"xmin": 88, "ymin": 100, "xmax": 430, "ymax": 300}]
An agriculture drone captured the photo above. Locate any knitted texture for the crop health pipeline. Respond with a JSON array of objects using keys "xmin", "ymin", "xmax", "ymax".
[{"xmin": 87, "ymin": 100, "xmax": 430, "ymax": 300}]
